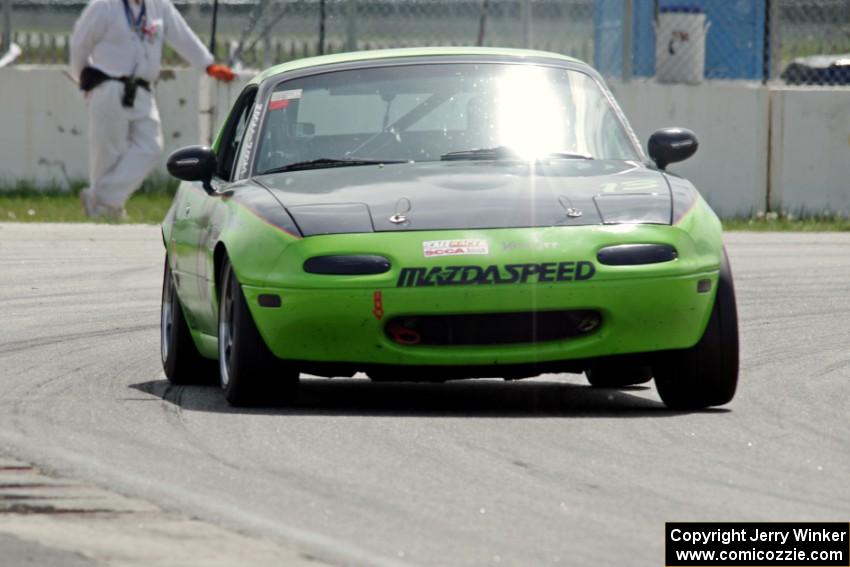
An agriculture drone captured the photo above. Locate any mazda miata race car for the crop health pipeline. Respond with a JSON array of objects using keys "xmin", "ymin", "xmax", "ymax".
[{"xmin": 161, "ymin": 47, "xmax": 738, "ymax": 409}]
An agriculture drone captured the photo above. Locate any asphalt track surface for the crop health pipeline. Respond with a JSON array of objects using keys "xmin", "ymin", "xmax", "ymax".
[{"xmin": 1, "ymin": 223, "xmax": 848, "ymax": 566}]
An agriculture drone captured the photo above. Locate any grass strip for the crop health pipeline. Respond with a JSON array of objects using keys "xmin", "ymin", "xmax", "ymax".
[
  {"xmin": 723, "ymin": 216, "xmax": 850, "ymax": 232},
  {"xmin": 0, "ymin": 192, "xmax": 173, "ymax": 224}
]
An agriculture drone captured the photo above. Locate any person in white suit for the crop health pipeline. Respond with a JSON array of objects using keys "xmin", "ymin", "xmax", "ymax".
[{"xmin": 70, "ymin": 0, "xmax": 235, "ymax": 219}]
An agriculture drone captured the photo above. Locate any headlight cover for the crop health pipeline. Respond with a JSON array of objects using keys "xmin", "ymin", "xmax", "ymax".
[{"xmin": 597, "ymin": 244, "xmax": 678, "ymax": 266}]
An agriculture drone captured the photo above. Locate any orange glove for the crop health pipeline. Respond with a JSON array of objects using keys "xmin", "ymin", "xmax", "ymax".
[{"xmin": 206, "ymin": 64, "xmax": 235, "ymax": 83}]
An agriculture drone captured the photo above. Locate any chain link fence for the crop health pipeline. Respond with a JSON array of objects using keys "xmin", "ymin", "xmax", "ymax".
[
  {"xmin": 776, "ymin": 0, "xmax": 850, "ymax": 85},
  {"xmin": 597, "ymin": 2, "xmax": 749, "ymax": 83},
  {"xmin": 602, "ymin": 0, "xmax": 849, "ymax": 86},
  {"xmin": 1, "ymin": 0, "xmax": 848, "ymax": 85},
  {"xmin": 0, "ymin": 0, "xmax": 594, "ymax": 67},
  {"xmin": 218, "ymin": 1, "xmax": 595, "ymax": 69}
]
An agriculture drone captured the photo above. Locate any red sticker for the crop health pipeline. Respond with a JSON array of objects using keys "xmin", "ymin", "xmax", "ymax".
[
  {"xmin": 372, "ymin": 291, "xmax": 384, "ymax": 320},
  {"xmin": 268, "ymin": 89, "xmax": 302, "ymax": 111}
]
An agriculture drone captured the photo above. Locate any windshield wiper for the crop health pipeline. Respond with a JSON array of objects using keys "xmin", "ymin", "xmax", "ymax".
[
  {"xmin": 261, "ymin": 157, "xmax": 409, "ymax": 175},
  {"xmin": 440, "ymin": 146, "xmax": 593, "ymax": 161}
]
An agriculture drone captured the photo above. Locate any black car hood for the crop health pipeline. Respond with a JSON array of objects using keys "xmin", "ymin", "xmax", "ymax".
[{"xmin": 256, "ymin": 160, "xmax": 672, "ymax": 236}]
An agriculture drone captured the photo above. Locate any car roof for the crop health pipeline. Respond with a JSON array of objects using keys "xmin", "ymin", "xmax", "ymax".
[{"xmin": 250, "ymin": 47, "xmax": 586, "ymax": 85}]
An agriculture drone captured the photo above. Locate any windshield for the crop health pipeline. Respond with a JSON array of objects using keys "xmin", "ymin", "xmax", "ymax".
[{"xmin": 254, "ymin": 63, "xmax": 640, "ymax": 175}]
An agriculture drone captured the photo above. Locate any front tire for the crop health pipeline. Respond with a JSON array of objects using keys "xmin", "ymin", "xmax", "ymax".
[
  {"xmin": 218, "ymin": 258, "xmax": 299, "ymax": 406},
  {"xmin": 161, "ymin": 258, "xmax": 216, "ymax": 384},
  {"xmin": 653, "ymin": 249, "xmax": 739, "ymax": 409}
]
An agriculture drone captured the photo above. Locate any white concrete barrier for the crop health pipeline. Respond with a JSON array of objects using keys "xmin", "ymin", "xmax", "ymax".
[
  {"xmin": 0, "ymin": 66, "xmax": 90, "ymax": 185},
  {"xmin": 199, "ymin": 74, "xmax": 251, "ymax": 147},
  {"xmin": 769, "ymin": 87, "xmax": 850, "ymax": 215},
  {"xmin": 0, "ymin": 66, "xmax": 247, "ymax": 187},
  {"xmin": 609, "ymin": 79, "xmax": 770, "ymax": 218},
  {"xmin": 2, "ymin": 67, "xmax": 849, "ymax": 219}
]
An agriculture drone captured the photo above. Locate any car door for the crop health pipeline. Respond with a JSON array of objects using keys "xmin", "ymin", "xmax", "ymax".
[
  {"xmin": 169, "ymin": 181, "xmax": 212, "ymax": 330},
  {"xmin": 190, "ymin": 85, "xmax": 260, "ymax": 335}
]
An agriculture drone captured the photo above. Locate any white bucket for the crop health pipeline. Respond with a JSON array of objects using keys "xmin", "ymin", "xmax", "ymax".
[{"xmin": 655, "ymin": 11, "xmax": 709, "ymax": 85}]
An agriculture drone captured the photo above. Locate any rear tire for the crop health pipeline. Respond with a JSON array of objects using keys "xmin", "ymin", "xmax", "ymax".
[
  {"xmin": 218, "ymin": 258, "xmax": 299, "ymax": 406},
  {"xmin": 653, "ymin": 249, "xmax": 739, "ymax": 409},
  {"xmin": 161, "ymin": 258, "xmax": 217, "ymax": 384}
]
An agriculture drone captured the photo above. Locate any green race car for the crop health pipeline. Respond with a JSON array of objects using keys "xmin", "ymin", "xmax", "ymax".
[{"xmin": 161, "ymin": 47, "xmax": 739, "ymax": 409}]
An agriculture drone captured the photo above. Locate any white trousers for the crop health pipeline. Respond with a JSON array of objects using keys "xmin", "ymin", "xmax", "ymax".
[{"xmin": 87, "ymin": 81, "xmax": 164, "ymax": 209}]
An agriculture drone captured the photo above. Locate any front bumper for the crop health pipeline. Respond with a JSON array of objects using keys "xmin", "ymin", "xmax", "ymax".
[
  {"xmin": 243, "ymin": 269, "xmax": 717, "ymax": 367},
  {"xmin": 238, "ymin": 224, "xmax": 721, "ymax": 368}
]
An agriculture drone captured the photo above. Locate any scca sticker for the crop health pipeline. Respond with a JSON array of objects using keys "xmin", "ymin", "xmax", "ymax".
[
  {"xmin": 423, "ymin": 239, "xmax": 489, "ymax": 258},
  {"xmin": 397, "ymin": 261, "xmax": 595, "ymax": 288}
]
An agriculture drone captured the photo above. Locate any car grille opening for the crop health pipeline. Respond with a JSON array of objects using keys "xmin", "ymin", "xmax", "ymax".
[{"xmin": 385, "ymin": 310, "xmax": 602, "ymax": 346}]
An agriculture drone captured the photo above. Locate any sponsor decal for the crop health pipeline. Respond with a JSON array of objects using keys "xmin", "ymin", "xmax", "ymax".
[
  {"xmin": 269, "ymin": 89, "xmax": 303, "ymax": 111},
  {"xmin": 235, "ymin": 101, "xmax": 264, "ymax": 179},
  {"xmin": 422, "ymin": 239, "xmax": 489, "ymax": 258},
  {"xmin": 396, "ymin": 261, "xmax": 596, "ymax": 288}
]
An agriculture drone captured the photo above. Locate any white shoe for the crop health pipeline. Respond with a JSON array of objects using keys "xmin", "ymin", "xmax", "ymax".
[
  {"xmin": 81, "ymin": 189, "xmax": 129, "ymax": 222},
  {"xmin": 100, "ymin": 205, "xmax": 129, "ymax": 222}
]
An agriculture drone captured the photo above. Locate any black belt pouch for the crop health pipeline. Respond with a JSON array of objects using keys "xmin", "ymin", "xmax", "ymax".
[
  {"xmin": 79, "ymin": 66, "xmax": 110, "ymax": 92},
  {"xmin": 120, "ymin": 78, "xmax": 138, "ymax": 108}
]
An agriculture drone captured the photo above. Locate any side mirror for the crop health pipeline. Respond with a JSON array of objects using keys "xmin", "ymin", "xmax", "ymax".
[
  {"xmin": 647, "ymin": 128, "xmax": 698, "ymax": 170},
  {"xmin": 167, "ymin": 146, "xmax": 218, "ymax": 193}
]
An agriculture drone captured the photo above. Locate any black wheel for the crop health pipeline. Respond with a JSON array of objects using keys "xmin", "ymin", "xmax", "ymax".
[
  {"xmin": 161, "ymin": 258, "xmax": 217, "ymax": 384},
  {"xmin": 218, "ymin": 258, "xmax": 299, "ymax": 406},
  {"xmin": 653, "ymin": 249, "xmax": 739, "ymax": 409},
  {"xmin": 585, "ymin": 363, "xmax": 652, "ymax": 388}
]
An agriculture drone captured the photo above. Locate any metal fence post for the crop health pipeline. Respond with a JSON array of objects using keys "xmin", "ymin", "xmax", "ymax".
[
  {"xmin": 521, "ymin": 0, "xmax": 532, "ymax": 49},
  {"xmin": 262, "ymin": 26, "xmax": 271, "ymax": 67},
  {"xmin": 317, "ymin": 0, "xmax": 326, "ymax": 55},
  {"xmin": 2, "ymin": 0, "xmax": 11, "ymax": 54},
  {"xmin": 209, "ymin": 0, "xmax": 219, "ymax": 56},
  {"xmin": 622, "ymin": 0, "xmax": 633, "ymax": 81},
  {"xmin": 345, "ymin": 0, "xmax": 357, "ymax": 52},
  {"xmin": 766, "ymin": 0, "xmax": 781, "ymax": 82},
  {"xmin": 477, "ymin": 0, "xmax": 489, "ymax": 46}
]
